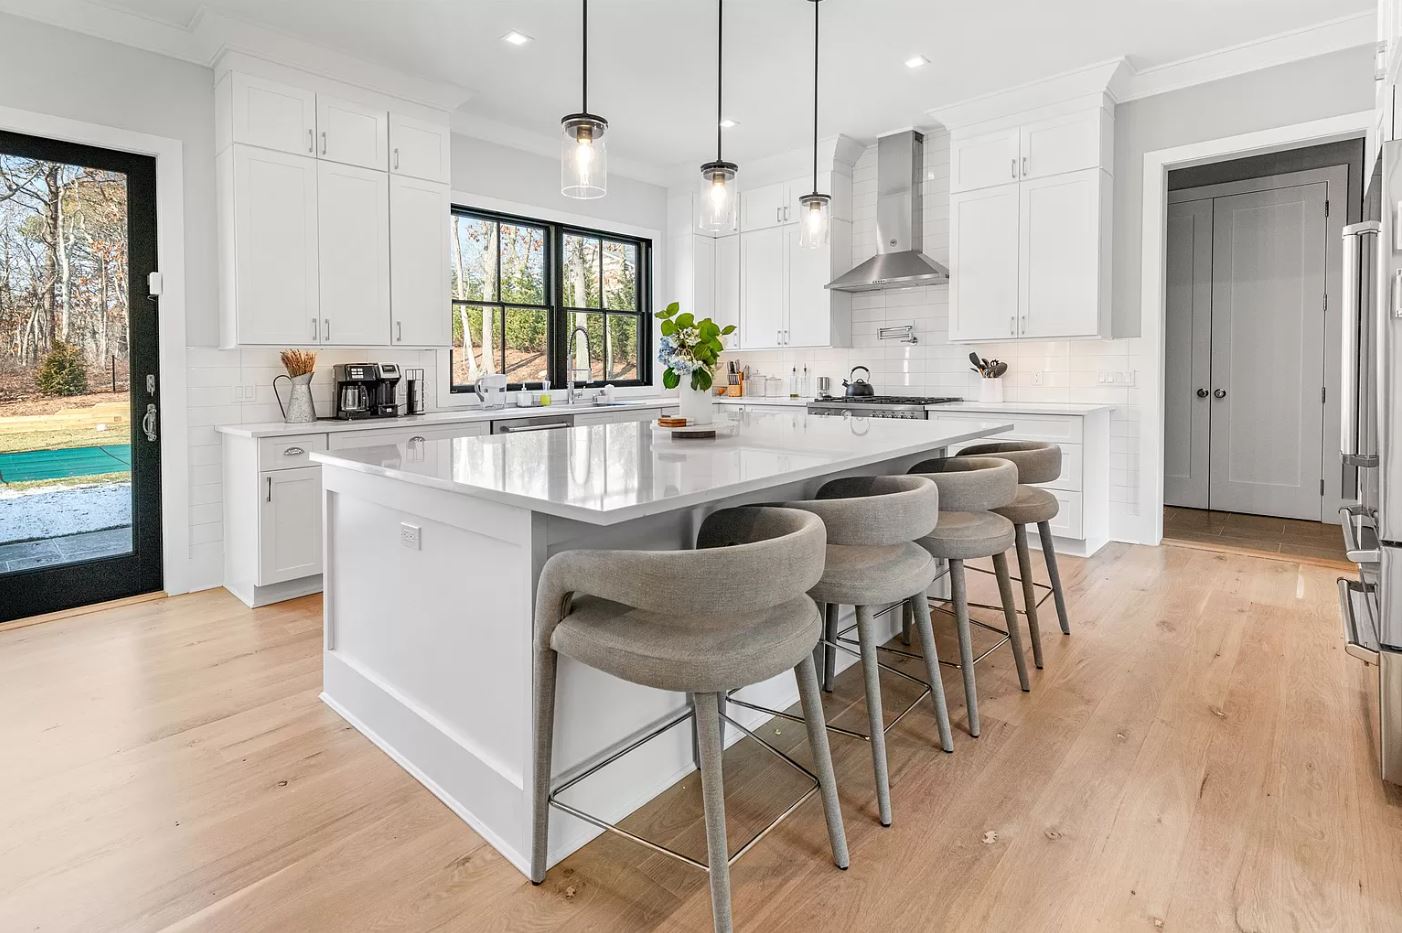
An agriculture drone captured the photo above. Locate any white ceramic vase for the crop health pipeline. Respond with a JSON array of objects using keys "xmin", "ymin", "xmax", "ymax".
[
  {"xmin": 978, "ymin": 378, "xmax": 1004, "ymax": 404},
  {"xmin": 678, "ymin": 382, "xmax": 715, "ymax": 425}
]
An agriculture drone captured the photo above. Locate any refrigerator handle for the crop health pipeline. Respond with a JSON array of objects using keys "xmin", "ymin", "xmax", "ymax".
[{"xmin": 1342, "ymin": 221, "xmax": 1381, "ymax": 468}]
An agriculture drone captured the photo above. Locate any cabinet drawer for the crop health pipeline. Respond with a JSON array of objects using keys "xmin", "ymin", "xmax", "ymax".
[
  {"xmin": 934, "ymin": 411, "xmax": 1083, "ymax": 445},
  {"xmin": 1044, "ymin": 489, "xmax": 1083, "ymax": 540},
  {"xmin": 327, "ymin": 422, "xmax": 489, "ymax": 450},
  {"xmin": 259, "ymin": 433, "xmax": 327, "ymax": 471}
]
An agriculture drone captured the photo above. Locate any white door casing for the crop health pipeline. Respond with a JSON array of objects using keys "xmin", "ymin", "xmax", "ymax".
[
  {"xmin": 1208, "ymin": 182, "xmax": 1328, "ymax": 520},
  {"xmin": 1163, "ymin": 198, "xmax": 1214, "ymax": 509}
]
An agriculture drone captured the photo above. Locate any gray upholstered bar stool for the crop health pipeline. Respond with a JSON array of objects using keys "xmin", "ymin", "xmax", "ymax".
[
  {"xmin": 907, "ymin": 456, "xmax": 1030, "ymax": 737},
  {"xmin": 956, "ymin": 441, "xmax": 1070, "ymax": 669},
  {"xmin": 731, "ymin": 475, "xmax": 953, "ymax": 828},
  {"xmin": 530, "ymin": 506, "xmax": 848, "ymax": 933}
]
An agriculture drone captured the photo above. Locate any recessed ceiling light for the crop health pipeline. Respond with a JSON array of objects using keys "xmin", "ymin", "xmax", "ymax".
[
  {"xmin": 719, "ymin": 118, "xmax": 738, "ymax": 129},
  {"xmin": 905, "ymin": 54, "xmax": 930, "ymax": 70},
  {"xmin": 501, "ymin": 31, "xmax": 533, "ymax": 47}
]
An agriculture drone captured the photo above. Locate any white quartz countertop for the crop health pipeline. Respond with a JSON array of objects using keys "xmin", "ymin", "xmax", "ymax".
[
  {"xmin": 310, "ymin": 411, "xmax": 1012, "ymax": 525},
  {"xmin": 929, "ymin": 401, "xmax": 1114, "ymax": 415},
  {"xmin": 712, "ymin": 396, "xmax": 811, "ymax": 408},
  {"xmin": 216, "ymin": 398, "xmax": 678, "ymax": 438}
]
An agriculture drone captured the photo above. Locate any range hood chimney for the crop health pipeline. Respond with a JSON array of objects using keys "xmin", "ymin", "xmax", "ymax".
[{"xmin": 826, "ymin": 130, "xmax": 949, "ymax": 293}]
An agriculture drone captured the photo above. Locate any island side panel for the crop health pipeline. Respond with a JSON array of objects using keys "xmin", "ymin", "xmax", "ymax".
[{"xmin": 319, "ymin": 462, "xmax": 539, "ymax": 872}]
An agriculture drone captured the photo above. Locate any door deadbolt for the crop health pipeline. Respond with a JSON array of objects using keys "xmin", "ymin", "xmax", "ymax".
[
  {"xmin": 1213, "ymin": 388, "xmax": 1226, "ymax": 399},
  {"xmin": 1196, "ymin": 388, "xmax": 1209, "ymax": 398}
]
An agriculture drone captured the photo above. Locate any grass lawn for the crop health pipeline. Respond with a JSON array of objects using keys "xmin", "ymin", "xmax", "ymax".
[{"xmin": 0, "ymin": 395, "xmax": 130, "ymax": 455}]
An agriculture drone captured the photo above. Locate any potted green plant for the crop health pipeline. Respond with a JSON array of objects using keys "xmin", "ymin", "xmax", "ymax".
[{"xmin": 657, "ymin": 302, "xmax": 734, "ymax": 424}]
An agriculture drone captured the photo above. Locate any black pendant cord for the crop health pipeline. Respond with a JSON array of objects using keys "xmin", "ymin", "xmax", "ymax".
[
  {"xmin": 582, "ymin": 0, "xmax": 589, "ymax": 113},
  {"xmin": 716, "ymin": 0, "xmax": 724, "ymax": 162},
  {"xmin": 811, "ymin": 0, "xmax": 819, "ymax": 192}
]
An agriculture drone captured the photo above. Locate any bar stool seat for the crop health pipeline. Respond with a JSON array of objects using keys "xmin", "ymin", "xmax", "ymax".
[
  {"xmin": 915, "ymin": 511, "xmax": 1014, "ymax": 560},
  {"xmin": 552, "ymin": 594, "xmax": 821, "ymax": 692},
  {"xmin": 992, "ymin": 485, "xmax": 1059, "ymax": 526},
  {"xmin": 810, "ymin": 542, "xmax": 935, "ymax": 607}
]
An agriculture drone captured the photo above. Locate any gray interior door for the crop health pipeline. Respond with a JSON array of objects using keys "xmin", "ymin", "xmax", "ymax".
[
  {"xmin": 1208, "ymin": 182, "xmax": 1327, "ymax": 520},
  {"xmin": 1164, "ymin": 199, "xmax": 1214, "ymax": 509}
]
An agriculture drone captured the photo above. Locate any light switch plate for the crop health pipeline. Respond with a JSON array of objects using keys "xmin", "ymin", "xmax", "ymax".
[{"xmin": 400, "ymin": 523, "xmax": 421, "ymax": 550}]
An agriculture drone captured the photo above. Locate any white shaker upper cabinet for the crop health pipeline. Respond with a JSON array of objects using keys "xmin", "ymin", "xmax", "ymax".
[
  {"xmin": 950, "ymin": 128, "xmax": 1020, "ymax": 193},
  {"xmin": 739, "ymin": 227, "xmax": 786, "ymax": 347},
  {"xmin": 740, "ymin": 181, "xmax": 791, "ymax": 232},
  {"xmin": 224, "ymin": 145, "xmax": 321, "ymax": 346},
  {"xmin": 390, "ymin": 174, "xmax": 452, "ymax": 347},
  {"xmin": 949, "ymin": 183, "xmax": 1020, "ymax": 341},
  {"xmin": 389, "ymin": 113, "xmax": 452, "ymax": 183},
  {"xmin": 315, "ymin": 95, "xmax": 388, "ymax": 171},
  {"xmin": 1018, "ymin": 109, "xmax": 1108, "ymax": 182},
  {"xmin": 317, "ymin": 161, "xmax": 390, "ymax": 346},
  {"xmin": 1018, "ymin": 168, "xmax": 1110, "ymax": 339},
  {"xmin": 226, "ymin": 73, "xmax": 317, "ymax": 157},
  {"xmin": 785, "ymin": 223, "xmax": 832, "ymax": 348},
  {"xmin": 714, "ymin": 234, "xmax": 741, "ymax": 343}
]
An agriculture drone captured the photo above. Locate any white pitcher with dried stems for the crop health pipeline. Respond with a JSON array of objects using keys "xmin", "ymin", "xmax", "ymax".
[{"xmin": 274, "ymin": 349, "xmax": 318, "ymax": 423}]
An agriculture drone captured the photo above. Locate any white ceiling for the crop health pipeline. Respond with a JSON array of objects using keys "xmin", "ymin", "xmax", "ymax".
[{"xmin": 79, "ymin": 0, "xmax": 1375, "ymax": 174}]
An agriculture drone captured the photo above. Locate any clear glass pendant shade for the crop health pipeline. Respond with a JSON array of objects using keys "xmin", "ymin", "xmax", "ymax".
[
  {"xmin": 697, "ymin": 161, "xmax": 738, "ymax": 234},
  {"xmin": 561, "ymin": 115, "xmax": 608, "ymax": 199},
  {"xmin": 798, "ymin": 193, "xmax": 830, "ymax": 249}
]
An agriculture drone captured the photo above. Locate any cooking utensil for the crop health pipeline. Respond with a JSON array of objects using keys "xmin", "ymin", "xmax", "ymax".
[{"xmin": 843, "ymin": 365, "xmax": 875, "ymax": 398}]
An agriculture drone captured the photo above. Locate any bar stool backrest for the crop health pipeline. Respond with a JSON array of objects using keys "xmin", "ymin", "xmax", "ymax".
[
  {"xmin": 956, "ymin": 441, "xmax": 1061, "ymax": 485},
  {"xmin": 908, "ymin": 456, "xmax": 1017, "ymax": 512},
  {"xmin": 783, "ymin": 475, "xmax": 939, "ymax": 547}
]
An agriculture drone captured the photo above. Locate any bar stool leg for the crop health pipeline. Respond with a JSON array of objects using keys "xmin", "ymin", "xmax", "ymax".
[
  {"xmin": 530, "ymin": 647, "xmax": 559, "ymax": 884},
  {"xmin": 992, "ymin": 552, "xmax": 1031, "ymax": 692},
  {"xmin": 688, "ymin": 693, "xmax": 701, "ymax": 771},
  {"xmin": 949, "ymin": 560, "xmax": 981, "ymax": 738},
  {"xmin": 909, "ymin": 593, "xmax": 954, "ymax": 752},
  {"xmin": 901, "ymin": 600, "xmax": 913, "ymax": 646},
  {"xmin": 693, "ymin": 693, "xmax": 734, "ymax": 933},
  {"xmin": 854, "ymin": 604, "xmax": 893, "ymax": 826},
  {"xmin": 821, "ymin": 602, "xmax": 839, "ymax": 693},
  {"xmin": 794, "ymin": 654, "xmax": 851, "ymax": 868},
  {"xmin": 1038, "ymin": 520, "xmax": 1071, "ymax": 635},
  {"xmin": 1013, "ymin": 525, "xmax": 1045, "ymax": 670}
]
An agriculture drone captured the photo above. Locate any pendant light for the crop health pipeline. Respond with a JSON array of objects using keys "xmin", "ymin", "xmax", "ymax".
[
  {"xmin": 798, "ymin": 0, "xmax": 831, "ymax": 249},
  {"xmin": 561, "ymin": 0, "xmax": 608, "ymax": 199},
  {"xmin": 698, "ymin": 0, "xmax": 738, "ymax": 233}
]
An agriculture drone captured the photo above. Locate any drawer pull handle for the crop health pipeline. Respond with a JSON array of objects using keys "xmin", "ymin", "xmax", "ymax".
[
  {"xmin": 408, "ymin": 435, "xmax": 426, "ymax": 443},
  {"xmin": 283, "ymin": 446, "xmax": 305, "ymax": 456}
]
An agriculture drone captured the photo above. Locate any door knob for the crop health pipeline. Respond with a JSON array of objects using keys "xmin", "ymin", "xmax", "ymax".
[
  {"xmin": 1213, "ymin": 388, "xmax": 1226, "ymax": 399},
  {"xmin": 1196, "ymin": 388, "xmax": 1209, "ymax": 398}
]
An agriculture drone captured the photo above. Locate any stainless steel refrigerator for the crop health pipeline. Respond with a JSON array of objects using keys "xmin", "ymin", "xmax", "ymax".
[{"xmin": 1341, "ymin": 139, "xmax": 1402, "ymax": 784}]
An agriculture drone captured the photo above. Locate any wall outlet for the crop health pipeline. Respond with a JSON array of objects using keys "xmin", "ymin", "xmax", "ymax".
[
  {"xmin": 1098, "ymin": 370, "xmax": 1137, "ymax": 386},
  {"xmin": 1030, "ymin": 370, "xmax": 1044, "ymax": 386},
  {"xmin": 235, "ymin": 384, "xmax": 257, "ymax": 402},
  {"xmin": 399, "ymin": 522, "xmax": 421, "ymax": 550}
]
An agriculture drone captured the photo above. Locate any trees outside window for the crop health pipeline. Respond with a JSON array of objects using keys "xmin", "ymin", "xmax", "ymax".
[{"xmin": 450, "ymin": 207, "xmax": 649, "ymax": 392}]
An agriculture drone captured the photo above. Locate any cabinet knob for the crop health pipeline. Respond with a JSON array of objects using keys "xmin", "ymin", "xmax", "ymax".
[
  {"xmin": 1195, "ymin": 388, "xmax": 1209, "ymax": 398},
  {"xmin": 1213, "ymin": 388, "xmax": 1227, "ymax": 399}
]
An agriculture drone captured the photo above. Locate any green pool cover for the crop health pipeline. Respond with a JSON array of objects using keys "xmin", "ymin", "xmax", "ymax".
[{"xmin": 0, "ymin": 445, "xmax": 131, "ymax": 483}]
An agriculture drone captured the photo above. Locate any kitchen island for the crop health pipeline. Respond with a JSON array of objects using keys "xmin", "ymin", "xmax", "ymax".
[{"xmin": 311, "ymin": 410, "xmax": 1011, "ymax": 875}]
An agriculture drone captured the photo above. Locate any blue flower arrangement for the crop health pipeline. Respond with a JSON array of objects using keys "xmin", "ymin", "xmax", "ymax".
[{"xmin": 656, "ymin": 302, "xmax": 735, "ymax": 392}]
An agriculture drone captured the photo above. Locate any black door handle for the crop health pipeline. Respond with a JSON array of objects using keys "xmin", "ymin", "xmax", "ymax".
[
  {"xmin": 1213, "ymin": 388, "xmax": 1226, "ymax": 399},
  {"xmin": 1196, "ymin": 388, "xmax": 1209, "ymax": 398}
]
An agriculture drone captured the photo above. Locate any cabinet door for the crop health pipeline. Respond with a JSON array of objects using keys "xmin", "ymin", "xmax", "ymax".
[
  {"xmin": 739, "ymin": 228, "xmax": 786, "ymax": 348},
  {"xmin": 318, "ymin": 161, "xmax": 389, "ymax": 346},
  {"xmin": 233, "ymin": 146, "xmax": 321, "ymax": 345},
  {"xmin": 1019, "ymin": 169, "xmax": 1105, "ymax": 339},
  {"xmin": 740, "ymin": 181, "xmax": 790, "ymax": 231},
  {"xmin": 230, "ymin": 73, "xmax": 316, "ymax": 157},
  {"xmin": 784, "ymin": 224, "xmax": 830, "ymax": 347},
  {"xmin": 316, "ymin": 94, "xmax": 388, "ymax": 170},
  {"xmin": 949, "ymin": 183, "xmax": 1020, "ymax": 341},
  {"xmin": 714, "ymin": 234, "xmax": 741, "ymax": 343},
  {"xmin": 950, "ymin": 127, "xmax": 1020, "ymax": 193},
  {"xmin": 390, "ymin": 113, "xmax": 452, "ymax": 183},
  {"xmin": 692, "ymin": 234, "xmax": 716, "ymax": 315},
  {"xmin": 258, "ymin": 467, "xmax": 322, "ymax": 585},
  {"xmin": 1019, "ymin": 110, "xmax": 1104, "ymax": 181},
  {"xmin": 390, "ymin": 175, "xmax": 452, "ymax": 347}
]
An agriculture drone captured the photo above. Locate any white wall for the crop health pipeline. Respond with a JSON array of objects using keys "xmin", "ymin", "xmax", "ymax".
[{"xmin": 0, "ymin": 13, "xmax": 669, "ymax": 592}]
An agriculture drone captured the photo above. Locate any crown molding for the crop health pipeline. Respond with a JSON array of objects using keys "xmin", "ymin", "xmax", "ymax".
[
  {"xmin": 450, "ymin": 112, "xmax": 671, "ymax": 189},
  {"xmin": 927, "ymin": 58, "xmax": 1130, "ymax": 130},
  {"xmin": 0, "ymin": 0, "xmax": 471, "ymax": 112},
  {"xmin": 1116, "ymin": 10, "xmax": 1373, "ymax": 102}
]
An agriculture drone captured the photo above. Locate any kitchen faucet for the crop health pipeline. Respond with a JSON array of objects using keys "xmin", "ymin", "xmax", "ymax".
[{"xmin": 567, "ymin": 325, "xmax": 592, "ymax": 404}]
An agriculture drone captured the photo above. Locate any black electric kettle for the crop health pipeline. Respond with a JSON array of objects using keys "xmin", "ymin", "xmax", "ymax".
[{"xmin": 843, "ymin": 365, "xmax": 874, "ymax": 398}]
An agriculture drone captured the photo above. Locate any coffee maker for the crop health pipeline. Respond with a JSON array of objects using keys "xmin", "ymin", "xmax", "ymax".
[{"xmin": 333, "ymin": 362, "xmax": 402, "ymax": 420}]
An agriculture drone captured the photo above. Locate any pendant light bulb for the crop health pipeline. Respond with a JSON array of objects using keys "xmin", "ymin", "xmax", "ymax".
[
  {"xmin": 561, "ymin": 0, "xmax": 608, "ymax": 199},
  {"xmin": 800, "ymin": 0, "xmax": 831, "ymax": 249},
  {"xmin": 698, "ymin": 0, "xmax": 739, "ymax": 233}
]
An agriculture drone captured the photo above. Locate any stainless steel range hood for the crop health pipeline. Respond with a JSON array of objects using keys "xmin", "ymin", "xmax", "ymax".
[{"xmin": 826, "ymin": 130, "xmax": 950, "ymax": 293}]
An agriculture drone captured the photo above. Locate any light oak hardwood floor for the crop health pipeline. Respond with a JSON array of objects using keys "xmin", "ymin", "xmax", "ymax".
[{"xmin": 2, "ymin": 542, "xmax": 1400, "ymax": 931}]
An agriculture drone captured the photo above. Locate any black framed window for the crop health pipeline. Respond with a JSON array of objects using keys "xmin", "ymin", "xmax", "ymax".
[{"xmin": 450, "ymin": 207, "xmax": 650, "ymax": 392}]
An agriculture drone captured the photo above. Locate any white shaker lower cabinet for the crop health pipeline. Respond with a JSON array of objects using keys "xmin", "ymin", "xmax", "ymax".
[
  {"xmin": 941, "ymin": 407, "xmax": 1111, "ymax": 557},
  {"xmin": 260, "ymin": 467, "xmax": 323, "ymax": 585}
]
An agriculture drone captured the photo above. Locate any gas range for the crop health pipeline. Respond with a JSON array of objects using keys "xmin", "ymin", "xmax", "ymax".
[{"xmin": 806, "ymin": 395, "xmax": 963, "ymax": 420}]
